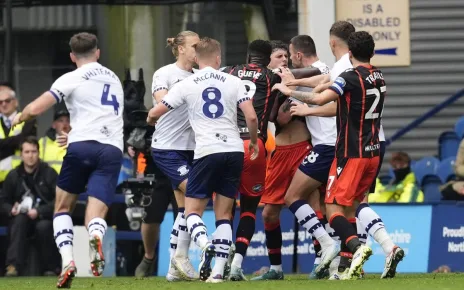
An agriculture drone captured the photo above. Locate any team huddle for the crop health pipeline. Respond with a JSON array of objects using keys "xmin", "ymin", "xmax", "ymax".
[{"xmin": 12, "ymin": 20, "xmax": 404, "ymax": 288}]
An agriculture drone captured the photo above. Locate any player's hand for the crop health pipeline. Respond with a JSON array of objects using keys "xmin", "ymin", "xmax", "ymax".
[
  {"xmin": 276, "ymin": 67, "xmax": 295, "ymax": 85},
  {"xmin": 28, "ymin": 208, "xmax": 38, "ymax": 220},
  {"xmin": 146, "ymin": 116, "xmax": 157, "ymax": 126},
  {"xmin": 290, "ymin": 102, "xmax": 312, "ymax": 117},
  {"xmin": 272, "ymin": 83, "xmax": 292, "ymax": 96},
  {"xmin": 249, "ymin": 141, "xmax": 259, "ymax": 161},
  {"xmin": 11, "ymin": 113, "xmax": 23, "ymax": 128},
  {"xmin": 10, "ymin": 203, "xmax": 19, "ymax": 216},
  {"xmin": 313, "ymin": 83, "xmax": 327, "ymax": 93},
  {"xmin": 56, "ymin": 132, "xmax": 68, "ymax": 148}
]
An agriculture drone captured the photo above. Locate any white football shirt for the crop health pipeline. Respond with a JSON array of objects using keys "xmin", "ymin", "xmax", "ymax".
[
  {"xmin": 290, "ymin": 60, "xmax": 337, "ymax": 147},
  {"xmin": 330, "ymin": 53, "xmax": 385, "ymax": 142},
  {"xmin": 151, "ymin": 63, "xmax": 195, "ymax": 150},
  {"xmin": 49, "ymin": 62, "xmax": 124, "ymax": 152},
  {"xmin": 162, "ymin": 66, "xmax": 248, "ymax": 159}
]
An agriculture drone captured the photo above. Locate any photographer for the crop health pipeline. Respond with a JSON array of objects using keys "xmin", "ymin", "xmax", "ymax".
[
  {"xmin": 0, "ymin": 136, "xmax": 59, "ymax": 276},
  {"xmin": 122, "ymin": 69, "xmax": 177, "ymax": 277}
]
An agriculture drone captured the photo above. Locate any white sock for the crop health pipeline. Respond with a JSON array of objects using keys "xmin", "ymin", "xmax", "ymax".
[
  {"xmin": 357, "ymin": 204, "xmax": 395, "ymax": 255},
  {"xmin": 290, "ymin": 201, "xmax": 333, "ymax": 248},
  {"xmin": 232, "ymin": 253, "xmax": 244, "ymax": 268},
  {"xmin": 87, "ymin": 217, "xmax": 107, "ymax": 241},
  {"xmin": 314, "ymin": 257, "xmax": 321, "ymax": 264},
  {"xmin": 170, "ymin": 211, "xmax": 182, "ymax": 260},
  {"xmin": 270, "ymin": 265, "xmax": 282, "ymax": 272},
  {"xmin": 373, "ymin": 228, "xmax": 395, "ymax": 255},
  {"xmin": 211, "ymin": 220, "xmax": 232, "ymax": 277},
  {"xmin": 186, "ymin": 213, "xmax": 209, "ymax": 249},
  {"xmin": 175, "ymin": 212, "xmax": 191, "ymax": 258},
  {"xmin": 356, "ymin": 218, "xmax": 368, "ymax": 245},
  {"xmin": 53, "ymin": 213, "xmax": 74, "ymax": 267}
]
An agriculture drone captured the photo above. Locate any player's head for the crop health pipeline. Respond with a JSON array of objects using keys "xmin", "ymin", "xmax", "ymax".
[
  {"xmin": 329, "ymin": 21, "xmax": 355, "ymax": 54},
  {"xmin": 193, "ymin": 37, "xmax": 222, "ymax": 69},
  {"xmin": 348, "ymin": 31, "xmax": 375, "ymax": 64},
  {"xmin": 289, "ymin": 35, "xmax": 317, "ymax": 69},
  {"xmin": 0, "ymin": 81, "xmax": 17, "ymax": 116},
  {"xmin": 69, "ymin": 32, "xmax": 100, "ymax": 64},
  {"xmin": 246, "ymin": 39, "xmax": 272, "ymax": 67},
  {"xmin": 20, "ymin": 136, "xmax": 40, "ymax": 168},
  {"xmin": 167, "ymin": 31, "xmax": 200, "ymax": 65},
  {"xmin": 268, "ymin": 40, "xmax": 289, "ymax": 69}
]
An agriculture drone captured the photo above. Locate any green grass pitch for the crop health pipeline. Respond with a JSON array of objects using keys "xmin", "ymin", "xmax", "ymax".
[{"xmin": 1, "ymin": 274, "xmax": 463, "ymax": 290}]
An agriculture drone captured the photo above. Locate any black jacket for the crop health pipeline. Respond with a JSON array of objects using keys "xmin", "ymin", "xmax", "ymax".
[{"xmin": 0, "ymin": 161, "xmax": 57, "ymax": 219}]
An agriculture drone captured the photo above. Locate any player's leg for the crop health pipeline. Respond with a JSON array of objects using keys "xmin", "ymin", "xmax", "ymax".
[
  {"xmin": 207, "ymin": 152, "xmax": 244, "ymax": 283},
  {"xmin": 53, "ymin": 142, "xmax": 93, "ymax": 288},
  {"xmin": 84, "ymin": 143, "xmax": 123, "ymax": 277},
  {"xmin": 325, "ymin": 158, "xmax": 376, "ymax": 280},
  {"xmin": 229, "ymin": 139, "xmax": 266, "ymax": 281}
]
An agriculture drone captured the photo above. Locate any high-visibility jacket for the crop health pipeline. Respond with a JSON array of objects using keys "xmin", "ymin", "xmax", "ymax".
[
  {"xmin": 0, "ymin": 118, "xmax": 24, "ymax": 182},
  {"xmin": 39, "ymin": 136, "xmax": 67, "ymax": 174},
  {"xmin": 369, "ymin": 173, "xmax": 424, "ymax": 203}
]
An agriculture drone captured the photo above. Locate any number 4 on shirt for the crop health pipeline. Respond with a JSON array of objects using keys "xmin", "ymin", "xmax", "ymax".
[{"xmin": 101, "ymin": 84, "xmax": 119, "ymax": 115}]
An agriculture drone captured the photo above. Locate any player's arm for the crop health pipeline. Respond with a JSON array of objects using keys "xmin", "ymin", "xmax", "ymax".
[
  {"xmin": 237, "ymin": 82, "xmax": 259, "ymax": 160},
  {"xmin": 272, "ymin": 82, "xmax": 338, "ymax": 106},
  {"xmin": 151, "ymin": 71, "xmax": 169, "ymax": 103},
  {"xmin": 286, "ymin": 74, "xmax": 329, "ymax": 88},
  {"xmin": 147, "ymin": 85, "xmax": 183, "ymax": 125},
  {"xmin": 290, "ymin": 102, "xmax": 337, "ymax": 117}
]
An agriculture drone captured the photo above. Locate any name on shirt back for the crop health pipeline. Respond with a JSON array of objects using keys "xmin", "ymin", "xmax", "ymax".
[
  {"xmin": 365, "ymin": 71, "xmax": 384, "ymax": 85},
  {"xmin": 194, "ymin": 72, "xmax": 226, "ymax": 84},
  {"xmin": 82, "ymin": 68, "xmax": 119, "ymax": 81}
]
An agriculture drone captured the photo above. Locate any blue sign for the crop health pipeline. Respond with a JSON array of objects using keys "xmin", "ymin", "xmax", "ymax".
[
  {"xmin": 157, "ymin": 210, "xmax": 217, "ymax": 276},
  {"xmin": 234, "ymin": 207, "xmax": 295, "ymax": 274},
  {"xmin": 363, "ymin": 205, "xmax": 432, "ymax": 273},
  {"xmin": 428, "ymin": 204, "xmax": 464, "ymax": 272}
]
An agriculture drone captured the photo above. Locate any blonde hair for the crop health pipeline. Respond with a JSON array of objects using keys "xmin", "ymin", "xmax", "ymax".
[
  {"xmin": 166, "ymin": 30, "xmax": 199, "ymax": 58},
  {"xmin": 193, "ymin": 37, "xmax": 221, "ymax": 59}
]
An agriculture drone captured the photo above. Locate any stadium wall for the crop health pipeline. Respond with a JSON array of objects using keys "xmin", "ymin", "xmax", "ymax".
[{"xmin": 154, "ymin": 204, "xmax": 464, "ymax": 275}]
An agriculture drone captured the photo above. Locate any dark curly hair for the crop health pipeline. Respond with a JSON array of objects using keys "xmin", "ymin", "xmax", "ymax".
[
  {"xmin": 270, "ymin": 40, "xmax": 289, "ymax": 54},
  {"xmin": 348, "ymin": 31, "xmax": 375, "ymax": 63}
]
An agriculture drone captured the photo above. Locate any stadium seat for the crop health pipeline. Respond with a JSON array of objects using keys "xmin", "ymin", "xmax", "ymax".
[
  {"xmin": 437, "ymin": 157, "xmax": 456, "ymax": 183},
  {"xmin": 413, "ymin": 156, "xmax": 439, "ymax": 186},
  {"xmin": 438, "ymin": 131, "xmax": 460, "ymax": 160},
  {"xmin": 422, "ymin": 175, "xmax": 442, "ymax": 202},
  {"xmin": 455, "ymin": 116, "xmax": 464, "ymax": 139}
]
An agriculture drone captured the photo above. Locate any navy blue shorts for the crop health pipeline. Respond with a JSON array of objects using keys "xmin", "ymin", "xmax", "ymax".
[
  {"xmin": 298, "ymin": 145, "xmax": 335, "ymax": 183},
  {"xmin": 369, "ymin": 141, "xmax": 386, "ymax": 193},
  {"xmin": 151, "ymin": 149, "xmax": 194, "ymax": 190},
  {"xmin": 57, "ymin": 141, "xmax": 122, "ymax": 206},
  {"xmin": 186, "ymin": 152, "xmax": 244, "ymax": 199}
]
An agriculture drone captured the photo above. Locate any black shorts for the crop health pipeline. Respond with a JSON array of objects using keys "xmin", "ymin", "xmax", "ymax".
[{"xmin": 143, "ymin": 154, "xmax": 178, "ymax": 224}]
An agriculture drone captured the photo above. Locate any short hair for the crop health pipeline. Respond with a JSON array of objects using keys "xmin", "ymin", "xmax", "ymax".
[
  {"xmin": 193, "ymin": 37, "xmax": 221, "ymax": 59},
  {"xmin": 20, "ymin": 136, "xmax": 39, "ymax": 152},
  {"xmin": 69, "ymin": 32, "xmax": 98, "ymax": 57},
  {"xmin": 247, "ymin": 40, "xmax": 272, "ymax": 58},
  {"xmin": 330, "ymin": 21, "xmax": 356, "ymax": 43},
  {"xmin": 167, "ymin": 30, "xmax": 199, "ymax": 58},
  {"xmin": 290, "ymin": 35, "xmax": 317, "ymax": 57},
  {"xmin": 348, "ymin": 31, "xmax": 375, "ymax": 63},
  {"xmin": 270, "ymin": 40, "xmax": 289, "ymax": 54},
  {"xmin": 391, "ymin": 152, "xmax": 411, "ymax": 165}
]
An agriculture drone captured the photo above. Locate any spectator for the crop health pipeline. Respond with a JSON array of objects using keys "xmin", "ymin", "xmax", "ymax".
[
  {"xmin": 370, "ymin": 152, "xmax": 424, "ymax": 203},
  {"xmin": 0, "ymin": 137, "xmax": 59, "ymax": 276},
  {"xmin": 440, "ymin": 139, "xmax": 464, "ymax": 200},
  {"xmin": 0, "ymin": 82, "xmax": 37, "ymax": 187},
  {"xmin": 39, "ymin": 109, "xmax": 71, "ymax": 174}
]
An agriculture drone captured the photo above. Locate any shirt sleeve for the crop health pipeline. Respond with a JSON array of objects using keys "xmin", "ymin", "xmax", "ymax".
[
  {"xmin": 49, "ymin": 73, "xmax": 80, "ymax": 103},
  {"xmin": 161, "ymin": 83, "xmax": 184, "ymax": 109},
  {"xmin": 328, "ymin": 70, "xmax": 354, "ymax": 97},
  {"xmin": 237, "ymin": 80, "xmax": 250, "ymax": 104},
  {"xmin": 151, "ymin": 69, "xmax": 169, "ymax": 94}
]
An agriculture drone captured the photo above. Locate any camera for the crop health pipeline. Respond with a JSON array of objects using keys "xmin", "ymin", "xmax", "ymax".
[{"xmin": 121, "ymin": 175, "xmax": 155, "ymax": 230}]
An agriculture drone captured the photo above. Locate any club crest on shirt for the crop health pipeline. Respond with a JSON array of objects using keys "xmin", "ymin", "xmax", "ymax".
[
  {"xmin": 252, "ymin": 184, "xmax": 263, "ymax": 193},
  {"xmin": 177, "ymin": 165, "xmax": 189, "ymax": 176}
]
